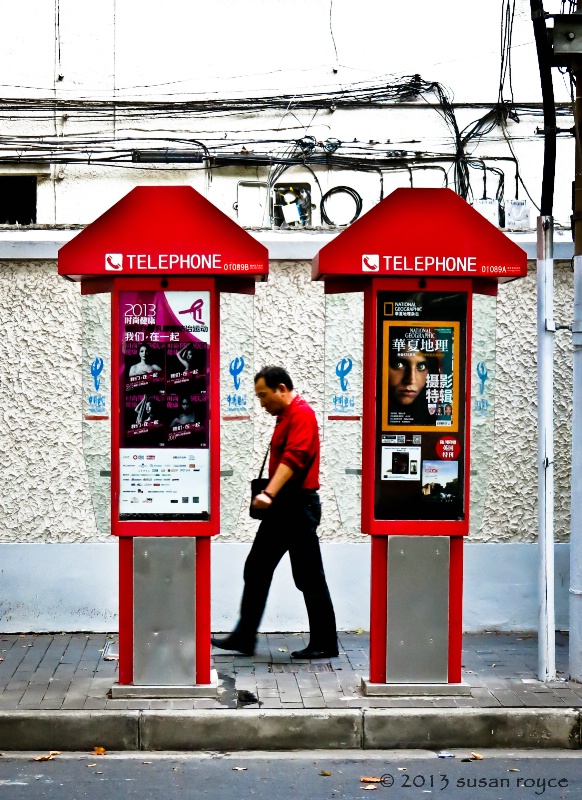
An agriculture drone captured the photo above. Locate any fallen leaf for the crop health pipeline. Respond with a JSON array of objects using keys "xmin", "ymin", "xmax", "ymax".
[
  {"xmin": 360, "ymin": 786, "xmax": 377, "ymax": 791},
  {"xmin": 32, "ymin": 751, "xmax": 61, "ymax": 762},
  {"xmin": 360, "ymin": 777, "xmax": 382, "ymax": 783},
  {"xmin": 278, "ymin": 648, "xmax": 288, "ymax": 652},
  {"xmin": 93, "ymin": 746, "xmax": 107, "ymax": 756},
  {"xmin": 470, "ymin": 752, "xmax": 484, "ymax": 760},
  {"xmin": 508, "ymin": 768, "xmax": 520, "ymax": 772},
  {"xmin": 320, "ymin": 770, "xmax": 332, "ymax": 777},
  {"xmin": 143, "ymin": 761, "xmax": 152, "ymax": 764},
  {"xmin": 87, "ymin": 764, "xmax": 97, "ymax": 768},
  {"xmin": 95, "ymin": 771, "xmax": 103, "ymax": 775},
  {"xmin": 355, "ymin": 628, "xmax": 364, "ymax": 634},
  {"xmin": 0, "ymin": 659, "xmax": 3, "ymax": 662},
  {"xmin": 232, "ymin": 767, "xmax": 248, "ymax": 771}
]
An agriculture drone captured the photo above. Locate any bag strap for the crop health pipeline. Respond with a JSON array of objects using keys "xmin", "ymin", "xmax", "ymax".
[{"xmin": 258, "ymin": 447, "xmax": 270, "ymax": 479}]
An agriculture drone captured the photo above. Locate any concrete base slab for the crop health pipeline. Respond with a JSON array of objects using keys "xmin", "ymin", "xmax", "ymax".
[
  {"xmin": 111, "ymin": 669, "xmax": 218, "ymax": 698},
  {"xmin": 361, "ymin": 677, "xmax": 471, "ymax": 696}
]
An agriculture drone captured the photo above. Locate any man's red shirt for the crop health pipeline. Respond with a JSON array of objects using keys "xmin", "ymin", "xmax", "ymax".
[{"xmin": 269, "ymin": 395, "xmax": 320, "ymax": 490}]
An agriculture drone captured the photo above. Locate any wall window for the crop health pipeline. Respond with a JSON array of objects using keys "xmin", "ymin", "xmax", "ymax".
[{"xmin": 0, "ymin": 176, "xmax": 37, "ymax": 224}]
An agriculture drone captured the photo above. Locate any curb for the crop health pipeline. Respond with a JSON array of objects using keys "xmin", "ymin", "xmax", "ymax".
[
  {"xmin": 0, "ymin": 708, "xmax": 579, "ymax": 752},
  {"xmin": 0, "ymin": 711, "xmax": 140, "ymax": 751}
]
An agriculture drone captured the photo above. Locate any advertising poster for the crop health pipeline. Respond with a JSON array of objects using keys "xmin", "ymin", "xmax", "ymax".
[
  {"xmin": 382, "ymin": 322, "xmax": 459, "ymax": 431},
  {"xmin": 118, "ymin": 290, "xmax": 210, "ymax": 520},
  {"xmin": 374, "ymin": 291, "xmax": 467, "ymax": 523}
]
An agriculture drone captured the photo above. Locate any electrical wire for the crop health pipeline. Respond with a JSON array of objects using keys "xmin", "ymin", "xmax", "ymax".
[{"xmin": 320, "ymin": 186, "xmax": 363, "ymax": 226}]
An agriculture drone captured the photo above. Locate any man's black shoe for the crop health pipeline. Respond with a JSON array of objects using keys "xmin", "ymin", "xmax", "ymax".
[
  {"xmin": 211, "ymin": 635, "xmax": 254, "ymax": 656},
  {"xmin": 290, "ymin": 646, "xmax": 339, "ymax": 659}
]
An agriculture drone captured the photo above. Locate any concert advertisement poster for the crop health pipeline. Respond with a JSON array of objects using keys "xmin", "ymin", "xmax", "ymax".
[{"xmin": 118, "ymin": 290, "xmax": 210, "ymax": 520}]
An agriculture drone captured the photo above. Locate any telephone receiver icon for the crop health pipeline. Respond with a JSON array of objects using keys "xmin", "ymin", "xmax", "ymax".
[
  {"xmin": 362, "ymin": 255, "xmax": 379, "ymax": 271},
  {"xmin": 106, "ymin": 255, "xmax": 122, "ymax": 271}
]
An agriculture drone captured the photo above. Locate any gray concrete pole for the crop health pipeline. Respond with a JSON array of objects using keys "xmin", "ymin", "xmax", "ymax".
[
  {"xmin": 537, "ymin": 216, "xmax": 556, "ymax": 682},
  {"xmin": 570, "ymin": 255, "xmax": 582, "ymax": 680},
  {"xmin": 570, "ymin": 6, "xmax": 582, "ymax": 681}
]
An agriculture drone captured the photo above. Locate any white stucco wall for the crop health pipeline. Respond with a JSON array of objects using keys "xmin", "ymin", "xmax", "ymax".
[{"xmin": 0, "ymin": 257, "xmax": 574, "ymax": 546}]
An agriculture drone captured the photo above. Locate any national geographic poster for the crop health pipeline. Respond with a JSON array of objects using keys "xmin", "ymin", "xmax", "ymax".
[
  {"xmin": 382, "ymin": 321, "xmax": 460, "ymax": 432},
  {"xmin": 374, "ymin": 291, "xmax": 467, "ymax": 523},
  {"xmin": 118, "ymin": 290, "xmax": 210, "ymax": 520}
]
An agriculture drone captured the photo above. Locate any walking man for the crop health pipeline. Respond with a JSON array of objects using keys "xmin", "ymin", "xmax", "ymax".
[{"xmin": 211, "ymin": 366, "xmax": 338, "ymax": 658}]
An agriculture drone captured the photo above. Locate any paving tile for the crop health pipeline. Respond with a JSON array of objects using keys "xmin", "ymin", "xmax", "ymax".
[
  {"xmin": 552, "ymin": 688, "xmax": 582, "ymax": 705},
  {"xmin": 82, "ymin": 697, "xmax": 108, "ymax": 709},
  {"xmin": 257, "ymin": 688, "xmax": 280, "ymax": 698},
  {"xmin": 0, "ymin": 693, "xmax": 24, "ymax": 709},
  {"xmin": 255, "ymin": 675, "xmax": 277, "ymax": 688},
  {"xmin": 104, "ymin": 699, "xmax": 130, "ymax": 709},
  {"xmin": 148, "ymin": 700, "xmax": 174, "ymax": 709},
  {"xmin": 39, "ymin": 700, "xmax": 65, "ymax": 710},
  {"xmin": 470, "ymin": 688, "xmax": 502, "ymax": 707},
  {"xmin": 169, "ymin": 700, "xmax": 196, "ymax": 710},
  {"xmin": 124, "ymin": 700, "xmax": 150, "ymax": 710},
  {"xmin": 454, "ymin": 697, "xmax": 477, "ymax": 707},
  {"xmin": 59, "ymin": 697, "xmax": 87, "ymax": 710},
  {"xmin": 258, "ymin": 698, "xmax": 283, "ymax": 708}
]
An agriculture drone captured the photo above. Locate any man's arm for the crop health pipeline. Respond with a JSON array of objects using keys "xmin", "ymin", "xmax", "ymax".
[{"xmin": 252, "ymin": 463, "xmax": 294, "ymax": 509}]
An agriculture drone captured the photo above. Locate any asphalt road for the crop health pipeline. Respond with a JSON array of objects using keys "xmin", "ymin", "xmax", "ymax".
[{"xmin": 0, "ymin": 750, "xmax": 580, "ymax": 799}]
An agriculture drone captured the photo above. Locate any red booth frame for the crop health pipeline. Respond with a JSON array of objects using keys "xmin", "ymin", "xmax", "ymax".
[
  {"xmin": 111, "ymin": 276, "xmax": 220, "ymax": 685},
  {"xmin": 59, "ymin": 186, "xmax": 269, "ymax": 688},
  {"xmin": 315, "ymin": 188, "xmax": 527, "ymax": 687}
]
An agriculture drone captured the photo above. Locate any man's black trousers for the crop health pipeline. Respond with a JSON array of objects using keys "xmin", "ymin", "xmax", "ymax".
[{"xmin": 233, "ymin": 490, "xmax": 337, "ymax": 650}]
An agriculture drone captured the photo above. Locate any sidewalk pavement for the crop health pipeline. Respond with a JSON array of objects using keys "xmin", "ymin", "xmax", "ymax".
[{"xmin": 0, "ymin": 631, "xmax": 581, "ymax": 751}]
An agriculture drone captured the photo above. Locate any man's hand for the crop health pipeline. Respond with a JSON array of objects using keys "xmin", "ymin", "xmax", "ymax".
[{"xmin": 252, "ymin": 491, "xmax": 273, "ymax": 510}]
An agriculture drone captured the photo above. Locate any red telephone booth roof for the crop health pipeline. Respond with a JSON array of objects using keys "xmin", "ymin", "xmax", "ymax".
[
  {"xmin": 58, "ymin": 185, "xmax": 268, "ymax": 281},
  {"xmin": 313, "ymin": 188, "xmax": 527, "ymax": 283}
]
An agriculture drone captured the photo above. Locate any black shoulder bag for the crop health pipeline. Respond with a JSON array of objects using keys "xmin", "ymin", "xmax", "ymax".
[{"xmin": 249, "ymin": 448, "xmax": 270, "ymax": 520}]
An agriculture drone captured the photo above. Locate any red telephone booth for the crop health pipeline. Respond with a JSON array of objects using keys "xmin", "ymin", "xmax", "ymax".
[
  {"xmin": 314, "ymin": 188, "xmax": 527, "ymax": 693},
  {"xmin": 59, "ymin": 186, "xmax": 267, "ymax": 696}
]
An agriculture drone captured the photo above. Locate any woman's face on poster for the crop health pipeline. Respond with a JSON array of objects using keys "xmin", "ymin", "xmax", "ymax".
[
  {"xmin": 388, "ymin": 352, "xmax": 429, "ymax": 406},
  {"xmin": 138, "ymin": 345, "xmax": 149, "ymax": 361}
]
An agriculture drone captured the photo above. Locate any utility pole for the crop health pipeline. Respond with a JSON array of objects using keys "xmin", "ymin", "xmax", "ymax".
[
  {"xmin": 531, "ymin": 0, "xmax": 556, "ymax": 682},
  {"xmin": 569, "ymin": 6, "xmax": 582, "ymax": 682}
]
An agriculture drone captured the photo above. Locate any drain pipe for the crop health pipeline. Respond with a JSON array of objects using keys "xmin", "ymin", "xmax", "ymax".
[{"xmin": 531, "ymin": 0, "xmax": 556, "ymax": 681}]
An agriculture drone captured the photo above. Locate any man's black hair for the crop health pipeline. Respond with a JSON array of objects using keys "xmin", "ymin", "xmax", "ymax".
[{"xmin": 254, "ymin": 365, "xmax": 293, "ymax": 390}]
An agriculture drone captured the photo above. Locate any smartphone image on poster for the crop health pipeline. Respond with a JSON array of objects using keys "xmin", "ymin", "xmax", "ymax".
[{"xmin": 392, "ymin": 451, "xmax": 409, "ymax": 474}]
